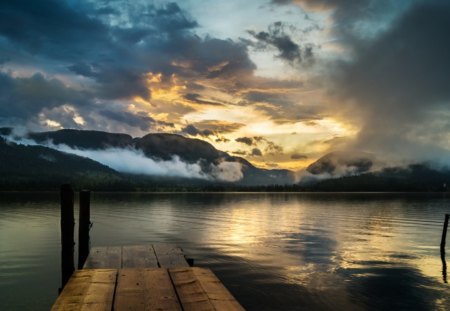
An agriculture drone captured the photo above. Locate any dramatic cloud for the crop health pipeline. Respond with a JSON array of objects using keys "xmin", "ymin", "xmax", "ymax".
[
  {"xmin": 0, "ymin": 0, "xmax": 256, "ymax": 128},
  {"xmin": 247, "ymin": 21, "xmax": 314, "ymax": 64},
  {"xmin": 2, "ymin": 0, "xmax": 446, "ymax": 171},
  {"xmin": 210, "ymin": 161, "xmax": 243, "ymax": 182},
  {"xmin": 183, "ymin": 93, "xmax": 224, "ymax": 106},
  {"xmin": 265, "ymin": 141, "xmax": 284, "ymax": 154},
  {"xmin": 291, "ymin": 153, "xmax": 307, "ymax": 160},
  {"xmin": 336, "ymin": 0, "xmax": 450, "ymax": 164},
  {"xmin": 235, "ymin": 136, "xmax": 284, "ymax": 156},
  {"xmin": 251, "ymin": 148, "xmax": 262, "ymax": 156},
  {"xmin": 272, "ymin": 0, "xmax": 405, "ymax": 47},
  {"xmin": 67, "ymin": 148, "xmax": 208, "ymax": 179},
  {"xmin": 98, "ymin": 110, "xmax": 170, "ymax": 132},
  {"xmin": 0, "ymin": 0, "xmax": 108, "ymax": 61},
  {"xmin": 215, "ymin": 137, "xmax": 230, "ymax": 143},
  {"xmin": 243, "ymin": 89, "xmax": 323, "ymax": 123},
  {"xmin": 0, "ymin": 72, "xmax": 90, "ymax": 122},
  {"xmin": 236, "ymin": 137, "xmax": 253, "ymax": 146},
  {"xmin": 181, "ymin": 124, "xmax": 214, "ymax": 137}
]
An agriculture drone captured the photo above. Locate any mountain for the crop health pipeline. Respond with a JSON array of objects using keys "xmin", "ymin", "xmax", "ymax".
[
  {"xmin": 2, "ymin": 127, "xmax": 450, "ymax": 191},
  {"xmin": 1, "ymin": 128, "xmax": 295, "ymax": 186},
  {"xmin": 303, "ymin": 163, "xmax": 450, "ymax": 192},
  {"xmin": 306, "ymin": 151, "xmax": 374, "ymax": 176},
  {"xmin": 296, "ymin": 150, "xmax": 450, "ymax": 191},
  {"xmin": 135, "ymin": 133, "xmax": 227, "ymax": 163},
  {"xmin": 0, "ymin": 137, "xmax": 122, "ymax": 190}
]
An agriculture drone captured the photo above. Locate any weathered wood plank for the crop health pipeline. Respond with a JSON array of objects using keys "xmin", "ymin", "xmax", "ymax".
[
  {"xmin": 115, "ymin": 268, "xmax": 182, "ymax": 311},
  {"xmin": 169, "ymin": 268, "xmax": 215, "ymax": 311},
  {"xmin": 153, "ymin": 244, "xmax": 189, "ymax": 268},
  {"xmin": 84, "ymin": 247, "xmax": 122, "ymax": 269},
  {"xmin": 122, "ymin": 245, "xmax": 159, "ymax": 268},
  {"xmin": 157, "ymin": 255, "xmax": 190, "ymax": 268},
  {"xmin": 54, "ymin": 245, "xmax": 246, "ymax": 311},
  {"xmin": 114, "ymin": 269, "xmax": 145, "ymax": 311},
  {"xmin": 153, "ymin": 244, "xmax": 184, "ymax": 255},
  {"xmin": 51, "ymin": 269, "xmax": 117, "ymax": 311},
  {"xmin": 192, "ymin": 268, "xmax": 245, "ymax": 311}
]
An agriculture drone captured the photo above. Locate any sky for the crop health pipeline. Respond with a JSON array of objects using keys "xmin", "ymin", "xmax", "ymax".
[{"xmin": 1, "ymin": 0, "xmax": 449, "ymax": 170}]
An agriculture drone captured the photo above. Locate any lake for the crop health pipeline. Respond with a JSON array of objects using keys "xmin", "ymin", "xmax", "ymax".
[{"xmin": 0, "ymin": 192, "xmax": 449, "ymax": 310}]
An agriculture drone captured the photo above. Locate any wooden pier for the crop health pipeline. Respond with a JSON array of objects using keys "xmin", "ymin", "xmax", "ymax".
[
  {"xmin": 83, "ymin": 245, "xmax": 190, "ymax": 269},
  {"xmin": 53, "ymin": 186, "xmax": 244, "ymax": 310},
  {"xmin": 52, "ymin": 244, "xmax": 244, "ymax": 310}
]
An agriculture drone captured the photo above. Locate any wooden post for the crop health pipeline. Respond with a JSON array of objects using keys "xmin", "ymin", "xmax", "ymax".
[
  {"xmin": 442, "ymin": 251, "xmax": 448, "ymax": 283},
  {"xmin": 186, "ymin": 257, "xmax": 194, "ymax": 267},
  {"xmin": 60, "ymin": 184, "xmax": 75, "ymax": 290},
  {"xmin": 441, "ymin": 214, "xmax": 450, "ymax": 252},
  {"xmin": 442, "ymin": 214, "xmax": 449, "ymax": 283},
  {"xmin": 78, "ymin": 190, "xmax": 91, "ymax": 269}
]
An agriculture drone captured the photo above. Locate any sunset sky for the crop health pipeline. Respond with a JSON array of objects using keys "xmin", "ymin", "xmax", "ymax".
[{"xmin": 1, "ymin": 0, "xmax": 449, "ymax": 170}]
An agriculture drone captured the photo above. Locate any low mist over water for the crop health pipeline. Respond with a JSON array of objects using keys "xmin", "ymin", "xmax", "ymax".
[{"xmin": 1, "ymin": 192, "xmax": 449, "ymax": 310}]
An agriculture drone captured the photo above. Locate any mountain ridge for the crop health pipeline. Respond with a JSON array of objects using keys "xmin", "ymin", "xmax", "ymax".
[
  {"xmin": 2, "ymin": 128, "xmax": 450, "ymax": 191},
  {"xmin": 0, "ymin": 128, "xmax": 296, "ymax": 187}
]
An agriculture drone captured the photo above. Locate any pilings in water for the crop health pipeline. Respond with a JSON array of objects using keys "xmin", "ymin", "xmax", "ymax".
[
  {"xmin": 441, "ymin": 214, "xmax": 449, "ymax": 252},
  {"xmin": 60, "ymin": 184, "xmax": 74, "ymax": 290},
  {"xmin": 60, "ymin": 186, "xmax": 92, "ymax": 289},
  {"xmin": 441, "ymin": 214, "xmax": 449, "ymax": 283},
  {"xmin": 78, "ymin": 190, "xmax": 91, "ymax": 269}
]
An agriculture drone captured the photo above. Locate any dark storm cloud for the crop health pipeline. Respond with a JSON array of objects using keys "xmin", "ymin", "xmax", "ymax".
[
  {"xmin": 183, "ymin": 93, "xmax": 224, "ymax": 106},
  {"xmin": 244, "ymin": 89, "xmax": 325, "ymax": 123},
  {"xmin": 247, "ymin": 22, "xmax": 314, "ymax": 64},
  {"xmin": 151, "ymin": 2, "xmax": 198, "ymax": 32},
  {"xmin": 265, "ymin": 140, "xmax": 284, "ymax": 154},
  {"xmin": 245, "ymin": 91, "xmax": 291, "ymax": 105},
  {"xmin": 194, "ymin": 39, "xmax": 255, "ymax": 79},
  {"xmin": 337, "ymin": 1, "xmax": 450, "ymax": 161},
  {"xmin": 0, "ymin": 0, "xmax": 108, "ymax": 60},
  {"xmin": 0, "ymin": 72, "xmax": 90, "ymax": 120},
  {"xmin": 0, "ymin": 0, "xmax": 148, "ymax": 100},
  {"xmin": 95, "ymin": 7, "xmax": 119, "ymax": 16},
  {"xmin": 272, "ymin": 0, "xmax": 406, "ymax": 47},
  {"xmin": 215, "ymin": 137, "xmax": 230, "ymax": 143},
  {"xmin": 251, "ymin": 148, "xmax": 263, "ymax": 156},
  {"xmin": 0, "ymin": 0, "xmax": 257, "ymax": 128},
  {"xmin": 0, "ymin": 70, "xmax": 171, "ymax": 132},
  {"xmin": 98, "ymin": 110, "xmax": 156, "ymax": 131},
  {"xmin": 236, "ymin": 137, "xmax": 254, "ymax": 146},
  {"xmin": 92, "ymin": 66, "xmax": 151, "ymax": 100},
  {"xmin": 291, "ymin": 153, "xmax": 307, "ymax": 160},
  {"xmin": 235, "ymin": 136, "xmax": 284, "ymax": 156},
  {"xmin": 181, "ymin": 124, "xmax": 214, "ymax": 137}
]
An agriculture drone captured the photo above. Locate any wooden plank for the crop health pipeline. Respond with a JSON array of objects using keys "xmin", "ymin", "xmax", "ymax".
[
  {"xmin": 122, "ymin": 245, "xmax": 159, "ymax": 268},
  {"xmin": 84, "ymin": 246, "xmax": 122, "ymax": 269},
  {"xmin": 115, "ymin": 268, "xmax": 182, "ymax": 311},
  {"xmin": 51, "ymin": 269, "xmax": 117, "ymax": 311},
  {"xmin": 192, "ymin": 268, "xmax": 245, "ymax": 311},
  {"xmin": 153, "ymin": 244, "xmax": 189, "ymax": 268},
  {"xmin": 153, "ymin": 244, "xmax": 184, "ymax": 255},
  {"xmin": 169, "ymin": 268, "xmax": 215, "ymax": 311}
]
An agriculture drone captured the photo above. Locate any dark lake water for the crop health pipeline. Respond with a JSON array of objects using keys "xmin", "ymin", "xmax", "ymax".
[{"xmin": 1, "ymin": 192, "xmax": 449, "ymax": 310}]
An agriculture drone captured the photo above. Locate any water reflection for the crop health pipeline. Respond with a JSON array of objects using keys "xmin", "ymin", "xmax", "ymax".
[{"xmin": 0, "ymin": 192, "xmax": 449, "ymax": 310}]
